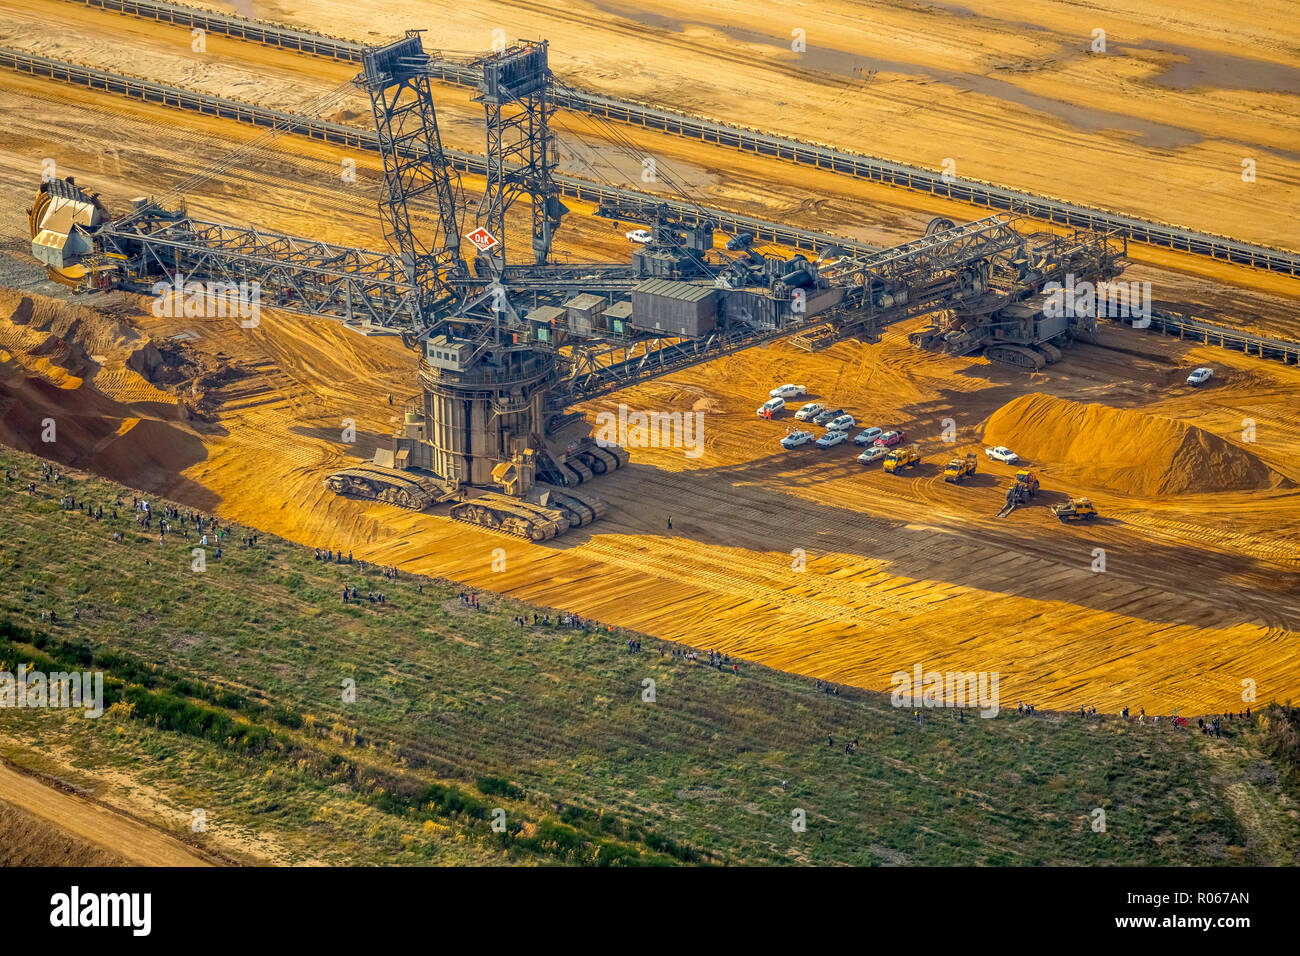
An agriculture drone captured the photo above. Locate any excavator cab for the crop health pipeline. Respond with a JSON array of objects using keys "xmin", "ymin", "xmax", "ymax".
[{"xmin": 491, "ymin": 460, "xmax": 524, "ymax": 498}]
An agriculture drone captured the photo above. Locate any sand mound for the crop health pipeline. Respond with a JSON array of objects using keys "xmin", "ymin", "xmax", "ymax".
[
  {"xmin": 3, "ymin": 290, "xmax": 144, "ymax": 357},
  {"xmin": 0, "ymin": 302, "xmax": 207, "ymax": 490},
  {"xmin": 982, "ymin": 393, "xmax": 1284, "ymax": 496},
  {"xmin": 0, "ymin": 291, "xmax": 177, "ymax": 394}
]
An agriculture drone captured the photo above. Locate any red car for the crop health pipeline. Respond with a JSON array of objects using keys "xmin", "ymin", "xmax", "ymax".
[{"xmin": 874, "ymin": 429, "xmax": 906, "ymax": 448}]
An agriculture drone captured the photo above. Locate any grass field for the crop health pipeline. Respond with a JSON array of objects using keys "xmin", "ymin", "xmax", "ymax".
[{"xmin": 0, "ymin": 446, "xmax": 1295, "ymax": 865}]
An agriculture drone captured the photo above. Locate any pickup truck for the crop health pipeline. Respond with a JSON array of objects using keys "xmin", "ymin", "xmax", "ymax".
[{"xmin": 816, "ymin": 430, "xmax": 849, "ymax": 449}]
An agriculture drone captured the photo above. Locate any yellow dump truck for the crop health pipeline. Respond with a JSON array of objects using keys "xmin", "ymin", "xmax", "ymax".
[
  {"xmin": 943, "ymin": 453, "xmax": 977, "ymax": 483},
  {"xmin": 883, "ymin": 446, "xmax": 921, "ymax": 474}
]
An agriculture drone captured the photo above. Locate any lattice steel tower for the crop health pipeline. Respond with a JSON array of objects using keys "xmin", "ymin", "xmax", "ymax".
[
  {"xmin": 361, "ymin": 31, "xmax": 468, "ymax": 317},
  {"xmin": 473, "ymin": 40, "xmax": 566, "ymax": 272}
]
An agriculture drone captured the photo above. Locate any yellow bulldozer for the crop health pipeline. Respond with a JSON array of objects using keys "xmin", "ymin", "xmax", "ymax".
[{"xmin": 1052, "ymin": 497, "xmax": 1098, "ymax": 522}]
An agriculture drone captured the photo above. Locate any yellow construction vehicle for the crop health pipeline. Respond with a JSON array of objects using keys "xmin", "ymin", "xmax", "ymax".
[
  {"xmin": 883, "ymin": 446, "xmax": 921, "ymax": 474},
  {"xmin": 943, "ymin": 452, "xmax": 977, "ymax": 483},
  {"xmin": 1014, "ymin": 469, "xmax": 1039, "ymax": 496},
  {"xmin": 1052, "ymin": 497, "xmax": 1098, "ymax": 522}
]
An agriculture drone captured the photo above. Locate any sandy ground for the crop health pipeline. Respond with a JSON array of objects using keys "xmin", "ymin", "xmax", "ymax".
[
  {"xmin": 3, "ymin": 275, "xmax": 1296, "ymax": 716},
  {"xmin": 178, "ymin": 0, "xmax": 1300, "ymax": 249},
  {"xmin": 0, "ymin": 3, "xmax": 1297, "ymax": 723},
  {"xmin": 0, "ymin": 759, "xmax": 215, "ymax": 866}
]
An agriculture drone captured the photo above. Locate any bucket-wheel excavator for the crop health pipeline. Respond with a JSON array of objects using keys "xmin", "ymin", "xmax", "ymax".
[{"xmin": 26, "ymin": 31, "xmax": 1131, "ymax": 541}]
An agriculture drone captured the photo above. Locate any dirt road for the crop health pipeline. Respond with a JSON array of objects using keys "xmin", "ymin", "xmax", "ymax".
[{"xmin": 0, "ymin": 759, "xmax": 215, "ymax": 866}]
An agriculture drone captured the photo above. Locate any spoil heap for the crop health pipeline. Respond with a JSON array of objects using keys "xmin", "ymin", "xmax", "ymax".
[{"xmin": 983, "ymin": 392, "xmax": 1283, "ymax": 496}]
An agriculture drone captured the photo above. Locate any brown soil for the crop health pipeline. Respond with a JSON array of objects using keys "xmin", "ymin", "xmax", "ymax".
[
  {"xmin": 130, "ymin": 0, "xmax": 1300, "ymax": 250},
  {"xmin": 5, "ymin": 287, "xmax": 1298, "ymax": 717},
  {"xmin": 0, "ymin": 290, "xmax": 218, "ymax": 500},
  {"xmin": 983, "ymin": 392, "xmax": 1286, "ymax": 496},
  {"xmin": 0, "ymin": 798, "xmax": 130, "ymax": 866}
]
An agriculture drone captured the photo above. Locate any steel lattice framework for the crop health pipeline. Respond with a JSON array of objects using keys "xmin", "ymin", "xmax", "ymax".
[
  {"xmin": 29, "ymin": 24, "xmax": 1133, "ymax": 415},
  {"xmin": 360, "ymin": 31, "xmax": 467, "ymax": 316},
  {"xmin": 95, "ymin": 215, "xmax": 420, "ymax": 328},
  {"xmin": 472, "ymin": 40, "xmax": 563, "ymax": 271},
  {"xmin": 820, "ymin": 217, "xmax": 1023, "ymax": 290}
]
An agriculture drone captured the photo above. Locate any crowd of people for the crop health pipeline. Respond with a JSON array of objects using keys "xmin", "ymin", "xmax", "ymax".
[
  {"xmin": 314, "ymin": 548, "xmax": 353, "ymax": 563},
  {"xmin": 513, "ymin": 612, "xmax": 591, "ymax": 630},
  {"xmin": 340, "ymin": 585, "xmax": 386, "ymax": 604}
]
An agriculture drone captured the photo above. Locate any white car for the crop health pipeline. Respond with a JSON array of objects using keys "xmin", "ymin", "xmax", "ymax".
[
  {"xmin": 757, "ymin": 397, "xmax": 785, "ymax": 418},
  {"xmin": 985, "ymin": 446, "xmax": 1019, "ymax": 464},
  {"xmin": 825, "ymin": 414, "xmax": 855, "ymax": 432},
  {"xmin": 769, "ymin": 384, "xmax": 807, "ymax": 399},
  {"xmin": 816, "ymin": 430, "xmax": 849, "ymax": 449},
  {"xmin": 857, "ymin": 445, "xmax": 887, "ymax": 465},
  {"xmin": 854, "ymin": 426, "xmax": 883, "ymax": 446},
  {"xmin": 1186, "ymin": 367, "xmax": 1213, "ymax": 386},
  {"xmin": 626, "ymin": 229, "xmax": 653, "ymax": 244},
  {"xmin": 794, "ymin": 402, "xmax": 826, "ymax": 422},
  {"xmin": 781, "ymin": 430, "xmax": 814, "ymax": 449}
]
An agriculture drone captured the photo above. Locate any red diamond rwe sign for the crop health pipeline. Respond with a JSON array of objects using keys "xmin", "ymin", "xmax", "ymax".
[{"xmin": 464, "ymin": 227, "xmax": 499, "ymax": 252}]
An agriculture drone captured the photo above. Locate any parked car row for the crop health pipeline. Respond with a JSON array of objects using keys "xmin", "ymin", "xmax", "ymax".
[
  {"xmin": 762, "ymin": 388, "xmax": 1060, "ymax": 484},
  {"xmin": 761, "ymin": 384, "xmax": 921, "ymax": 464}
]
